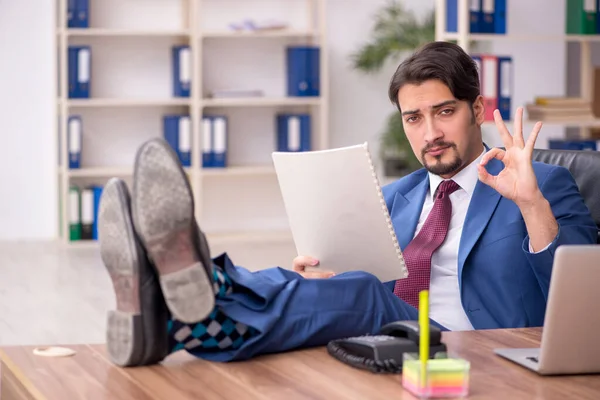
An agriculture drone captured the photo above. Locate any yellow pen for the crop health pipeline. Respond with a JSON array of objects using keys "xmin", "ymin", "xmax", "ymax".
[{"xmin": 419, "ymin": 290, "xmax": 430, "ymax": 389}]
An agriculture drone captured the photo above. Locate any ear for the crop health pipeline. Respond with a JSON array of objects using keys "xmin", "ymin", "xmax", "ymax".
[{"xmin": 472, "ymin": 95, "xmax": 485, "ymax": 125}]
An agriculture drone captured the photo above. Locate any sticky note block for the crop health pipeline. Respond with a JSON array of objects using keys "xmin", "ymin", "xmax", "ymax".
[{"xmin": 402, "ymin": 354, "xmax": 470, "ymax": 398}]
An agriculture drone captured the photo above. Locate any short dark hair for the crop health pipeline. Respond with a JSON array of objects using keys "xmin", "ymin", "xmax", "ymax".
[{"xmin": 388, "ymin": 41, "xmax": 480, "ymax": 112}]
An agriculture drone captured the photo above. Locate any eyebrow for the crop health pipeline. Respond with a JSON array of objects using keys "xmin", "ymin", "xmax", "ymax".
[{"xmin": 401, "ymin": 100, "xmax": 458, "ymax": 116}]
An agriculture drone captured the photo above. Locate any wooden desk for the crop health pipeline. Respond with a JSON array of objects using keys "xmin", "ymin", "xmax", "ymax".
[{"xmin": 2, "ymin": 328, "xmax": 600, "ymax": 399}]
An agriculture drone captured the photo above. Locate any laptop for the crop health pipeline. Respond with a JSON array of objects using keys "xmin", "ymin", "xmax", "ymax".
[{"xmin": 494, "ymin": 244, "xmax": 600, "ymax": 375}]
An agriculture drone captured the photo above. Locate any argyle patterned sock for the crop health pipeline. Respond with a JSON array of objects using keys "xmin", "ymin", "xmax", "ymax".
[{"xmin": 167, "ymin": 264, "xmax": 258, "ymax": 353}]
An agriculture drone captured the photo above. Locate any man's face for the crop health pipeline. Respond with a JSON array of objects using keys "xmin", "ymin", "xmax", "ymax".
[{"xmin": 397, "ymin": 79, "xmax": 484, "ymax": 178}]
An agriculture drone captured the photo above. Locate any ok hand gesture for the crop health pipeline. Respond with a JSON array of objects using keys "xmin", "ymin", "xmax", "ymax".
[{"xmin": 477, "ymin": 107, "xmax": 544, "ymax": 209}]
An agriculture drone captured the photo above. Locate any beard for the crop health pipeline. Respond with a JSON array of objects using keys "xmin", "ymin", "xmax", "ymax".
[{"xmin": 421, "ymin": 141, "xmax": 463, "ymax": 176}]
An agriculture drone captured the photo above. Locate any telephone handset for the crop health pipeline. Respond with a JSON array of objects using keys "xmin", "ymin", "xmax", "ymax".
[{"xmin": 326, "ymin": 320, "xmax": 447, "ymax": 374}]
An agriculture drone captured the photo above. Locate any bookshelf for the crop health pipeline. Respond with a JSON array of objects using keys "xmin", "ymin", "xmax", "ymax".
[
  {"xmin": 56, "ymin": 0, "xmax": 328, "ymax": 245},
  {"xmin": 434, "ymin": 0, "xmax": 600, "ymax": 137}
]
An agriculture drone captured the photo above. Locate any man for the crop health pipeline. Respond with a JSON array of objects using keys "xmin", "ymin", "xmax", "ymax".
[{"xmin": 98, "ymin": 41, "xmax": 597, "ymax": 368}]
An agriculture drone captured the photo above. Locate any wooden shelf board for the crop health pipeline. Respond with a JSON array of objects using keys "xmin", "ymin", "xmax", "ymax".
[
  {"xmin": 65, "ymin": 167, "xmax": 132, "ymax": 177},
  {"xmin": 202, "ymin": 165, "xmax": 275, "ymax": 177},
  {"xmin": 467, "ymin": 33, "xmax": 563, "ymax": 42},
  {"xmin": 202, "ymin": 97, "xmax": 321, "ymax": 107},
  {"xmin": 527, "ymin": 119, "xmax": 600, "ymax": 127},
  {"xmin": 62, "ymin": 28, "xmax": 191, "ymax": 37},
  {"xmin": 61, "ymin": 239, "xmax": 100, "ymax": 248},
  {"xmin": 64, "ymin": 166, "xmax": 274, "ymax": 178},
  {"xmin": 482, "ymin": 119, "xmax": 600, "ymax": 128},
  {"xmin": 481, "ymin": 120, "xmax": 517, "ymax": 127},
  {"xmin": 63, "ymin": 98, "xmax": 191, "ymax": 107},
  {"xmin": 442, "ymin": 32, "xmax": 600, "ymax": 43},
  {"xmin": 563, "ymin": 35, "xmax": 600, "ymax": 43},
  {"xmin": 483, "ymin": 119, "xmax": 600, "ymax": 132},
  {"xmin": 202, "ymin": 29, "xmax": 317, "ymax": 38}
]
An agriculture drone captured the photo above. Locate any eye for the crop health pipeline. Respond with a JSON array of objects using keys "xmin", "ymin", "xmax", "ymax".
[
  {"xmin": 405, "ymin": 116, "xmax": 419, "ymax": 123},
  {"xmin": 440, "ymin": 108, "xmax": 454, "ymax": 115}
]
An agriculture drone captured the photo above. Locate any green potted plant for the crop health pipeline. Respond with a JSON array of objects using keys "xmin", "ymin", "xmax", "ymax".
[{"xmin": 351, "ymin": 1, "xmax": 435, "ymax": 177}]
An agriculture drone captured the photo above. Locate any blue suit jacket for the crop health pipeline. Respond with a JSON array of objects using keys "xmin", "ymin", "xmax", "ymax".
[{"xmin": 382, "ymin": 156, "xmax": 597, "ymax": 329}]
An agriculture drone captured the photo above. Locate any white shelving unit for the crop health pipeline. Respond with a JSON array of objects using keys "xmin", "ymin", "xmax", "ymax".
[
  {"xmin": 55, "ymin": 0, "xmax": 328, "ymax": 244},
  {"xmin": 434, "ymin": 0, "xmax": 600, "ymax": 134}
]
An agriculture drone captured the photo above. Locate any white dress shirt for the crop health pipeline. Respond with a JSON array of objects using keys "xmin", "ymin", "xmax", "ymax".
[
  {"xmin": 413, "ymin": 150, "xmax": 550, "ymax": 331},
  {"xmin": 413, "ymin": 152, "xmax": 485, "ymax": 331}
]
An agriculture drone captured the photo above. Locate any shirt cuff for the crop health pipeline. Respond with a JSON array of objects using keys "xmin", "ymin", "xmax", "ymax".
[{"xmin": 527, "ymin": 238, "xmax": 552, "ymax": 254}]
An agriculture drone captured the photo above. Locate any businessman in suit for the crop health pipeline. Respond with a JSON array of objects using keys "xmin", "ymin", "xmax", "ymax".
[{"xmin": 98, "ymin": 41, "xmax": 597, "ymax": 367}]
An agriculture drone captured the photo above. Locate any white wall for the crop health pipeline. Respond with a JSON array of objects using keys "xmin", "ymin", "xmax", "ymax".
[
  {"xmin": 327, "ymin": 0, "xmax": 432, "ymax": 147},
  {"xmin": 0, "ymin": 0, "xmax": 570, "ymax": 240},
  {"xmin": 0, "ymin": 0, "xmax": 57, "ymax": 240}
]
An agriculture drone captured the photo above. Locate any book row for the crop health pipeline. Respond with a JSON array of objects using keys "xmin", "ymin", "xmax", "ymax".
[
  {"xmin": 548, "ymin": 139, "xmax": 600, "ymax": 151},
  {"xmin": 471, "ymin": 54, "xmax": 512, "ymax": 121},
  {"xmin": 446, "ymin": 0, "xmax": 506, "ymax": 34},
  {"xmin": 68, "ymin": 184, "xmax": 101, "ymax": 241},
  {"xmin": 447, "ymin": 0, "xmax": 600, "ymax": 36},
  {"xmin": 67, "ymin": 45, "xmax": 320, "ymax": 99},
  {"xmin": 64, "ymin": 113, "xmax": 313, "ymax": 169},
  {"xmin": 67, "ymin": 0, "xmax": 89, "ymax": 28},
  {"xmin": 566, "ymin": 0, "xmax": 600, "ymax": 35}
]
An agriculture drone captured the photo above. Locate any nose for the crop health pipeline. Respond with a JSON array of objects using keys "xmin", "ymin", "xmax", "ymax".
[{"xmin": 423, "ymin": 118, "xmax": 443, "ymax": 143}]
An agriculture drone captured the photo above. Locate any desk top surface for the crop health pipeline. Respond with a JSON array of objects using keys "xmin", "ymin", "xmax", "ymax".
[{"xmin": 1, "ymin": 327, "xmax": 600, "ymax": 400}]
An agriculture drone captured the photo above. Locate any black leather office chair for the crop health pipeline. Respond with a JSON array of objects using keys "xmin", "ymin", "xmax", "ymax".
[{"xmin": 532, "ymin": 148, "xmax": 600, "ymax": 243}]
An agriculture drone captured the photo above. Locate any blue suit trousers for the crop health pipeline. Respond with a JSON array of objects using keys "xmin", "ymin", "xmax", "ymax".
[{"xmin": 184, "ymin": 253, "xmax": 446, "ymax": 362}]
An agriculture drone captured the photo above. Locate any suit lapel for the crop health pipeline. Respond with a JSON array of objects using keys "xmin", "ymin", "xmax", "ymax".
[
  {"xmin": 457, "ymin": 157, "xmax": 504, "ymax": 282},
  {"xmin": 391, "ymin": 174, "xmax": 429, "ymax": 250}
]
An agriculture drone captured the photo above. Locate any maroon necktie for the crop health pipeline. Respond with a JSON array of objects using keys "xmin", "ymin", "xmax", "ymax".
[{"xmin": 393, "ymin": 179, "xmax": 460, "ymax": 308}]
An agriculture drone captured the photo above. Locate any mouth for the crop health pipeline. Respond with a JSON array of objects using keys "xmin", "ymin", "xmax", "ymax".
[{"xmin": 426, "ymin": 146, "xmax": 450, "ymax": 156}]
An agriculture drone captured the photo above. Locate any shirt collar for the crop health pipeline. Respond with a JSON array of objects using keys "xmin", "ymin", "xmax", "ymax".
[{"xmin": 427, "ymin": 149, "xmax": 486, "ymax": 200}]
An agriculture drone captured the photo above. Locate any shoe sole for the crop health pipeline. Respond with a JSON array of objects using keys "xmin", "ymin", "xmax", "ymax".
[
  {"xmin": 132, "ymin": 139, "xmax": 215, "ymax": 324},
  {"xmin": 98, "ymin": 178, "xmax": 145, "ymax": 367}
]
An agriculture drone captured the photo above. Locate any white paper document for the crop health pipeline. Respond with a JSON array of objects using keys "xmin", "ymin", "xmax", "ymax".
[{"xmin": 272, "ymin": 142, "xmax": 408, "ymax": 282}]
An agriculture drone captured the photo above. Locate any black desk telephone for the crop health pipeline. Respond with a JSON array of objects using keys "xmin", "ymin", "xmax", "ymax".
[{"xmin": 326, "ymin": 320, "xmax": 447, "ymax": 374}]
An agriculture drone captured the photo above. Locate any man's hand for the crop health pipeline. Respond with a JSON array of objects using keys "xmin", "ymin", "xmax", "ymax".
[
  {"xmin": 477, "ymin": 107, "xmax": 544, "ymax": 209},
  {"xmin": 478, "ymin": 107, "xmax": 558, "ymax": 252},
  {"xmin": 292, "ymin": 256, "xmax": 335, "ymax": 279}
]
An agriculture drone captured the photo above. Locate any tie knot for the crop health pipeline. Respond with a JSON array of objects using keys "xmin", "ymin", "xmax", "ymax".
[{"xmin": 436, "ymin": 179, "xmax": 460, "ymax": 199}]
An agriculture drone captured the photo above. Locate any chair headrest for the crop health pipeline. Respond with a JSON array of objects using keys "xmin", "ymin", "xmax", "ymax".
[{"xmin": 531, "ymin": 148, "xmax": 600, "ymax": 230}]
